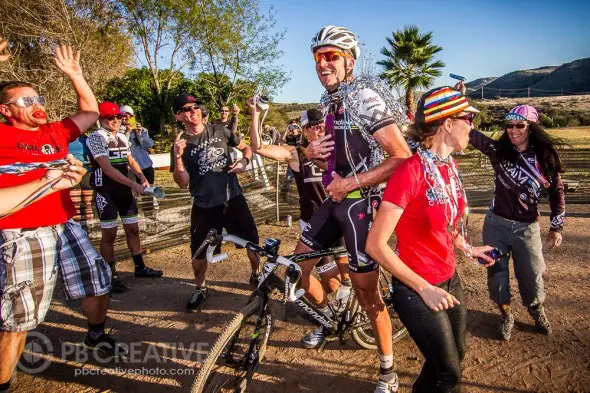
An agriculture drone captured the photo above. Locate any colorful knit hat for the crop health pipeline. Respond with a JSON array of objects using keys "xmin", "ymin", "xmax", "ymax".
[
  {"xmin": 417, "ymin": 86, "xmax": 479, "ymax": 123},
  {"xmin": 504, "ymin": 105, "xmax": 538, "ymax": 123}
]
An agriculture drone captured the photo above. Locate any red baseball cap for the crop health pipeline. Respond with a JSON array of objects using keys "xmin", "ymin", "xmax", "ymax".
[{"xmin": 99, "ymin": 102, "xmax": 121, "ymax": 118}]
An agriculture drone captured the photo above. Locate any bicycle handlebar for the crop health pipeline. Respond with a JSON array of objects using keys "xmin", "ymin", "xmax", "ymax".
[{"xmin": 202, "ymin": 229, "xmax": 304, "ymax": 302}]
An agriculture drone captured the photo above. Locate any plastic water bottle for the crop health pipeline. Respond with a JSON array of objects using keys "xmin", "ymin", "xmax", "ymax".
[{"xmin": 334, "ymin": 279, "xmax": 353, "ymax": 312}]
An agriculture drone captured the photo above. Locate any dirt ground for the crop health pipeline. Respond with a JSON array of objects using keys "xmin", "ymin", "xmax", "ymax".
[{"xmin": 10, "ymin": 205, "xmax": 590, "ymax": 393}]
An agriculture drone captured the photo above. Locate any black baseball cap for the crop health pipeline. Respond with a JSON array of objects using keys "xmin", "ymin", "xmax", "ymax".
[
  {"xmin": 173, "ymin": 94, "xmax": 201, "ymax": 113},
  {"xmin": 300, "ymin": 109, "xmax": 324, "ymax": 127}
]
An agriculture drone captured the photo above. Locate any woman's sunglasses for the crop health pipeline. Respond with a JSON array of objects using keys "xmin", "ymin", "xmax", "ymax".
[
  {"xmin": 453, "ymin": 113, "xmax": 474, "ymax": 126},
  {"xmin": 314, "ymin": 50, "xmax": 350, "ymax": 64},
  {"xmin": 506, "ymin": 123, "xmax": 527, "ymax": 129}
]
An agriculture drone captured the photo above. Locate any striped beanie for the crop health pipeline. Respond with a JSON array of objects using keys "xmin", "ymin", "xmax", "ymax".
[
  {"xmin": 505, "ymin": 105, "xmax": 538, "ymax": 123},
  {"xmin": 417, "ymin": 86, "xmax": 479, "ymax": 124}
]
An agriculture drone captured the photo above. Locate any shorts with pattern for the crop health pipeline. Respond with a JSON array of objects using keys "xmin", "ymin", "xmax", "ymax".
[
  {"xmin": 94, "ymin": 187, "xmax": 139, "ymax": 229},
  {"xmin": 1, "ymin": 220, "xmax": 111, "ymax": 332}
]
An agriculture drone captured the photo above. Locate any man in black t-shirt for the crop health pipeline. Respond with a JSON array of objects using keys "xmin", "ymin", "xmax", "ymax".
[{"xmin": 170, "ymin": 94, "xmax": 259, "ymax": 312}]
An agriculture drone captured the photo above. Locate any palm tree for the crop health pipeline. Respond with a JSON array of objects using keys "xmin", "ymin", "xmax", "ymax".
[{"xmin": 377, "ymin": 25, "xmax": 445, "ymax": 114}]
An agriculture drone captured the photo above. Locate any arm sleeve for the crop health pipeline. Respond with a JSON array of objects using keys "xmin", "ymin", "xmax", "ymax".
[
  {"xmin": 469, "ymin": 129, "xmax": 497, "ymax": 158},
  {"xmin": 382, "ymin": 159, "xmax": 420, "ymax": 209},
  {"xmin": 86, "ymin": 133, "xmax": 108, "ymax": 159},
  {"xmin": 139, "ymin": 129, "xmax": 155, "ymax": 149},
  {"xmin": 228, "ymin": 116, "xmax": 238, "ymax": 135},
  {"xmin": 547, "ymin": 173, "xmax": 565, "ymax": 232}
]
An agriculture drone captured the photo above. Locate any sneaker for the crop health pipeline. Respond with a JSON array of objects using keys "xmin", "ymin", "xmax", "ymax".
[
  {"xmin": 110, "ymin": 271, "xmax": 128, "ymax": 293},
  {"xmin": 500, "ymin": 312, "xmax": 515, "ymax": 341},
  {"xmin": 374, "ymin": 373, "xmax": 399, "ymax": 393},
  {"xmin": 83, "ymin": 331, "xmax": 128, "ymax": 360},
  {"xmin": 300, "ymin": 326, "xmax": 327, "ymax": 349},
  {"xmin": 186, "ymin": 287, "xmax": 208, "ymax": 312},
  {"xmin": 528, "ymin": 305, "xmax": 552, "ymax": 334},
  {"xmin": 249, "ymin": 271, "xmax": 260, "ymax": 287},
  {"xmin": 134, "ymin": 266, "xmax": 163, "ymax": 278}
]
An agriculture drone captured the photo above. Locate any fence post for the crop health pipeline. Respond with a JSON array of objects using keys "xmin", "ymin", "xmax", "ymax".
[{"xmin": 275, "ymin": 161, "xmax": 280, "ymax": 222}]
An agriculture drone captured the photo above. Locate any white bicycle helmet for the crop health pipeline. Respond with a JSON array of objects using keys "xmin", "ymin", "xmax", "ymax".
[{"xmin": 311, "ymin": 25, "xmax": 360, "ymax": 59}]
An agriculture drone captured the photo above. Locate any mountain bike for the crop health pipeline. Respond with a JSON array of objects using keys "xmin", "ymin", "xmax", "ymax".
[{"xmin": 191, "ymin": 229, "xmax": 407, "ymax": 393}]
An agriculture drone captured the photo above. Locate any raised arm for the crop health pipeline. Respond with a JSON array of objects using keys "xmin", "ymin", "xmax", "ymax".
[
  {"xmin": 247, "ymin": 97, "xmax": 297, "ymax": 168},
  {"xmin": 54, "ymin": 45, "xmax": 99, "ymax": 133},
  {"xmin": 172, "ymin": 132, "xmax": 190, "ymax": 189},
  {"xmin": 469, "ymin": 129, "xmax": 496, "ymax": 157}
]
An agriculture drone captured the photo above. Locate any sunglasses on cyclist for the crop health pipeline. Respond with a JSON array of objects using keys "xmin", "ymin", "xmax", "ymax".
[
  {"xmin": 314, "ymin": 50, "xmax": 350, "ymax": 64},
  {"xmin": 453, "ymin": 113, "xmax": 474, "ymax": 126},
  {"xmin": 105, "ymin": 115, "xmax": 123, "ymax": 121},
  {"xmin": 178, "ymin": 105, "xmax": 200, "ymax": 114},
  {"xmin": 3, "ymin": 96, "xmax": 47, "ymax": 108},
  {"xmin": 506, "ymin": 123, "xmax": 527, "ymax": 129}
]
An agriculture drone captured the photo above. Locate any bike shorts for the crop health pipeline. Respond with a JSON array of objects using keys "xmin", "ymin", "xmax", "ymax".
[
  {"xmin": 300, "ymin": 219, "xmax": 345, "ymax": 274},
  {"xmin": 300, "ymin": 196, "xmax": 381, "ymax": 274},
  {"xmin": 94, "ymin": 187, "xmax": 139, "ymax": 229},
  {"xmin": 190, "ymin": 194, "xmax": 259, "ymax": 259}
]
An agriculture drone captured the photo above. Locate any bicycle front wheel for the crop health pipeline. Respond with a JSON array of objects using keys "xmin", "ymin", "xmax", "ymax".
[{"xmin": 191, "ymin": 296, "xmax": 274, "ymax": 393}]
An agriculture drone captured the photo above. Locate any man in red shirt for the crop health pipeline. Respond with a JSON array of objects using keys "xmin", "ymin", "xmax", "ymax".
[{"xmin": 0, "ymin": 45, "xmax": 119, "ymax": 392}]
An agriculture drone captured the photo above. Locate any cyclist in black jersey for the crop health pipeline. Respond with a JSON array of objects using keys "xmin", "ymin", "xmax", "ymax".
[
  {"xmin": 291, "ymin": 26, "xmax": 412, "ymax": 393},
  {"xmin": 248, "ymin": 100, "xmax": 351, "ymax": 298},
  {"xmin": 87, "ymin": 102, "xmax": 163, "ymax": 293}
]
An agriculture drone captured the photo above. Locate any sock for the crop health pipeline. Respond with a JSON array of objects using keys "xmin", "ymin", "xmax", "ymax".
[
  {"xmin": 88, "ymin": 321, "xmax": 106, "ymax": 340},
  {"xmin": 132, "ymin": 253, "xmax": 145, "ymax": 270},
  {"xmin": 380, "ymin": 354, "xmax": 395, "ymax": 370},
  {"xmin": 0, "ymin": 380, "xmax": 11, "ymax": 392}
]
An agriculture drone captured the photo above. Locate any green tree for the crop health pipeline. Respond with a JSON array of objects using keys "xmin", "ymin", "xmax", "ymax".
[
  {"xmin": 377, "ymin": 25, "xmax": 445, "ymax": 114},
  {"xmin": 189, "ymin": 0, "xmax": 289, "ymax": 109}
]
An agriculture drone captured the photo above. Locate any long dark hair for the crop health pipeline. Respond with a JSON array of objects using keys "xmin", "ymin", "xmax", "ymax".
[{"xmin": 496, "ymin": 122, "xmax": 564, "ymax": 177}]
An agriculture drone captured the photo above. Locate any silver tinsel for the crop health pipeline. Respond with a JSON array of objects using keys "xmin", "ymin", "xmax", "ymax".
[{"xmin": 319, "ymin": 75, "xmax": 410, "ymax": 171}]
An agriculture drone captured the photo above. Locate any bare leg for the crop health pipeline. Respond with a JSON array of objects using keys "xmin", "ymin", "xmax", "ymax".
[
  {"xmin": 122, "ymin": 223, "xmax": 141, "ymax": 255},
  {"xmin": 99, "ymin": 227, "xmax": 118, "ymax": 263},
  {"xmin": 0, "ymin": 331, "xmax": 26, "ymax": 384},
  {"xmin": 81, "ymin": 294, "xmax": 109, "ymax": 325},
  {"xmin": 293, "ymin": 241, "xmax": 328, "ymax": 307},
  {"xmin": 192, "ymin": 258, "xmax": 207, "ymax": 287}
]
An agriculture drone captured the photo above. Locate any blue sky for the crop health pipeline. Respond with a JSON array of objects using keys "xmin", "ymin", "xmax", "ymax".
[{"xmin": 259, "ymin": 0, "xmax": 590, "ymax": 103}]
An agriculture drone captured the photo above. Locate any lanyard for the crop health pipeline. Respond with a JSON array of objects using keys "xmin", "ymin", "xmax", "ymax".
[{"xmin": 519, "ymin": 153, "xmax": 550, "ymax": 188}]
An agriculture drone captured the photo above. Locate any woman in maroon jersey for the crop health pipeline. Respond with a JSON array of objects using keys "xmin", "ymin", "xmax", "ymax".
[
  {"xmin": 247, "ymin": 98, "xmax": 351, "ymax": 302},
  {"xmin": 367, "ymin": 86, "xmax": 494, "ymax": 393}
]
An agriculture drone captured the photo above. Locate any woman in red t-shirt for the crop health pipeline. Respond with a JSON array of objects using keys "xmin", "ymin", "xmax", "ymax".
[{"xmin": 367, "ymin": 86, "xmax": 495, "ymax": 393}]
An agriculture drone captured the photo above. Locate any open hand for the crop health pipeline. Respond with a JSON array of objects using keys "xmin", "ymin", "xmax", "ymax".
[
  {"xmin": 228, "ymin": 159, "xmax": 247, "ymax": 174},
  {"xmin": 0, "ymin": 37, "xmax": 10, "ymax": 62},
  {"xmin": 305, "ymin": 134, "xmax": 334, "ymax": 160},
  {"xmin": 470, "ymin": 245, "xmax": 496, "ymax": 267},
  {"xmin": 54, "ymin": 45, "xmax": 83, "ymax": 78}
]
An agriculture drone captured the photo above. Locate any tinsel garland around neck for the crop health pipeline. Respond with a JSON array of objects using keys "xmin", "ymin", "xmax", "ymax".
[{"xmin": 319, "ymin": 75, "xmax": 410, "ymax": 171}]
